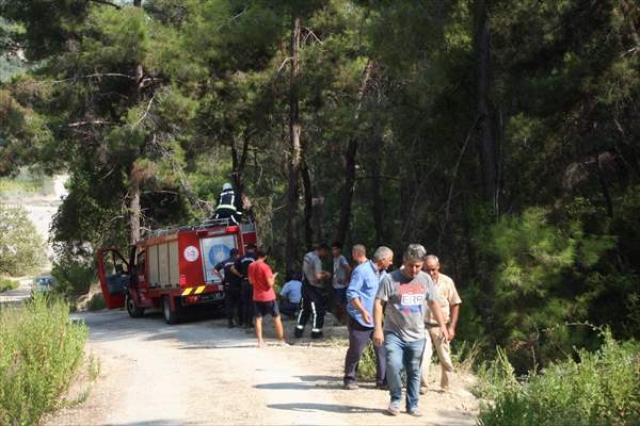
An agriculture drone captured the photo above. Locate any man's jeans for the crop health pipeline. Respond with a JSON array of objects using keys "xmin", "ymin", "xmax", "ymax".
[{"xmin": 384, "ymin": 332, "xmax": 425, "ymax": 411}]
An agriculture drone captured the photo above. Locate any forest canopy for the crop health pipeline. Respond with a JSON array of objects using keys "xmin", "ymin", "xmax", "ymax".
[{"xmin": 1, "ymin": 0, "xmax": 639, "ymax": 370}]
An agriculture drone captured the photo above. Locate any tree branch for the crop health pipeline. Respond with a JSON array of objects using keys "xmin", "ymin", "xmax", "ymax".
[{"xmin": 88, "ymin": 0, "xmax": 122, "ymax": 10}]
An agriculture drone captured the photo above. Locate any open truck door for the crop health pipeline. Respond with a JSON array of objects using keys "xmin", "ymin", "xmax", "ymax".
[{"xmin": 97, "ymin": 248, "xmax": 130, "ymax": 309}]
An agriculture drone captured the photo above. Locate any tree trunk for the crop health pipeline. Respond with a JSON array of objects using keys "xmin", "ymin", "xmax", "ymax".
[
  {"xmin": 371, "ymin": 131, "xmax": 385, "ymax": 246},
  {"xmin": 128, "ymin": 0, "xmax": 144, "ymax": 244},
  {"xmin": 475, "ymin": 0, "xmax": 499, "ymax": 215},
  {"xmin": 285, "ymin": 15, "xmax": 302, "ymax": 274},
  {"xmin": 301, "ymin": 159, "xmax": 314, "ymax": 250},
  {"xmin": 596, "ymin": 153, "xmax": 614, "ymax": 217},
  {"xmin": 231, "ymin": 133, "xmax": 253, "ymax": 215},
  {"xmin": 129, "ymin": 181, "xmax": 141, "ymax": 243},
  {"xmin": 335, "ymin": 60, "xmax": 375, "ymax": 245}
]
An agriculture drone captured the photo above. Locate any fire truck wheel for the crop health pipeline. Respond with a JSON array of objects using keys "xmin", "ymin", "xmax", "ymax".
[
  {"xmin": 125, "ymin": 293, "xmax": 145, "ymax": 318},
  {"xmin": 162, "ymin": 296, "xmax": 179, "ymax": 325}
]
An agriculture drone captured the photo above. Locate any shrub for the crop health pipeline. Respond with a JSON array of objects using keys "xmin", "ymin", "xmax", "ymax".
[
  {"xmin": 477, "ymin": 331, "xmax": 640, "ymax": 426},
  {"xmin": 0, "ymin": 277, "xmax": 19, "ymax": 292},
  {"xmin": 357, "ymin": 343, "xmax": 378, "ymax": 380},
  {"xmin": 0, "ymin": 203, "xmax": 46, "ymax": 276},
  {"xmin": 0, "ymin": 294, "xmax": 88, "ymax": 425},
  {"xmin": 51, "ymin": 257, "xmax": 96, "ymax": 296},
  {"xmin": 85, "ymin": 293, "xmax": 106, "ymax": 311}
]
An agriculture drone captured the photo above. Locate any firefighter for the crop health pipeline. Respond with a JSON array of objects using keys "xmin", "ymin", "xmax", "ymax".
[
  {"xmin": 294, "ymin": 243, "xmax": 332, "ymax": 339},
  {"xmin": 213, "ymin": 182, "xmax": 242, "ymax": 225},
  {"xmin": 231, "ymin": 243, "xmax": 257, "ymax": 328},
  {"xmin": 213, "ymin": 248, "xmax": 242, "ymax": 328}
]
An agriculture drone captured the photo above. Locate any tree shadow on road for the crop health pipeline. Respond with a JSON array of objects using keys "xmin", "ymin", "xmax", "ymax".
[
  {"xmin": 267, "ymin": 402, "xmax": 385, "ymax": 414},
  {"xmin": 255, "ymin": 381, "xmax": 340, "ymax": 390}
]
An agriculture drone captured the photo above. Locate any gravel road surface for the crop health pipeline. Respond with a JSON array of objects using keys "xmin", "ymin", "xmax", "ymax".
[{"xmin": 45, "ymin": 311, "xmax": 478, "ymax": 426}]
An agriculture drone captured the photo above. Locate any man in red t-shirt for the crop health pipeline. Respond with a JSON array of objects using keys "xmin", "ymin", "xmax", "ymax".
[{"xmin": 247, "ymin": 249, "xmax": 286, "ymax": 347}]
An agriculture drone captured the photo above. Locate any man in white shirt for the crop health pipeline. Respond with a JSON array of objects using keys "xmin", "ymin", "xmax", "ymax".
[{"xmin": 421, "ymin": 255, "xmax": 461, "ymax": 393}]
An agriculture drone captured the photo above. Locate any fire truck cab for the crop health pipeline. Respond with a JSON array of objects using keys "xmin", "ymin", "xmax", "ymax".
[{"xmin": 97, "ymin": 219, "xmax": 257, "ymax": 324}]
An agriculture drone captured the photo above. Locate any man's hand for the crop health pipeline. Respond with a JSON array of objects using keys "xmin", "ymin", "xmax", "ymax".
[
  {"xmin": 373, "ymin": 328, "xmax": 384, "ymax": 347},
  {"xmin": 361, "ymin": 311, "xmax": 372, "ymax": 325},
  {"xmin": 447, "ymin": 325, "xmax": 456, "ymax": 341},
  {"xmin": 440, "ymin": 325, "xmax": 450, "ymax": 342}
]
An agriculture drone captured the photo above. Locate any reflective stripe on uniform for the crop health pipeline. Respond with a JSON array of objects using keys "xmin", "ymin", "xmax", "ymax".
[
  {"xmin": 216, "ymin": 204, "xmax": 237, "ymax": 211},
  {"xmin": 311, "ymin": 302, "xmax": 318, "ymax": 330}
]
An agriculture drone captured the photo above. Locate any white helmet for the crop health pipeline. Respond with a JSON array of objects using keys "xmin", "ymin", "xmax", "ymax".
[{"xmin": 222, "ymin": 182, "xmax": 233, "ymax": 191}]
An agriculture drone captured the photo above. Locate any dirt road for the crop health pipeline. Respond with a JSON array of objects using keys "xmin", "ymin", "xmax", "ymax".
[
  {"xmin": 0, "ymin": 278, "xmax": 32, "ymax": 305},
  {"xmin": 46, "ymin": 311, "xmax": 478, "ymax": 426}
]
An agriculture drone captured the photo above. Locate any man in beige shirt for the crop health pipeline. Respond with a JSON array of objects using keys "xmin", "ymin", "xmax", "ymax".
[{"xmin": 421, "ymin": 255, "xmax": 461, "ymax": 393}]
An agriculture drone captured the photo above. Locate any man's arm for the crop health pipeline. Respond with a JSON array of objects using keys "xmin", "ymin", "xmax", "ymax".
[
  {"xmin": 427, "ymin": 299, "xmax": 450, "ymax": 341},
  {"xmin": 313, "ymin": 257, "xmax": 330, "ymax": 281},
  {"xmin": 350, "ymin": 298, "xmax": 371, "ymax": 324},
  {"xmin": 347, "ymin": 269, "xmax": 371, "ymax": 324},
  {"xmin": 448, "ymin": 303, "xmax": 460, "ymax": 340},
  {"xmin": 372, "ymin": 298, "xmax": 385, "ymax": 346},
  {"xmin": 266, "ymin": 271, "xmax": 275, "ymax": 288},
  {"xmin": 343, "ymin": 260, "xmax": 353, "ymax": 283},
  {"xmin": 280, "ymin": 283, "xmax": 290, "ymax": 297},
  {"xmin": 230, "ymin": 264, "xmax": 243, "ymax": 278}
]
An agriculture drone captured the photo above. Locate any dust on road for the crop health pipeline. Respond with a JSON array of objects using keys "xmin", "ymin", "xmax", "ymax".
[{"xmin": 46, "ymin": 311, "xmax": 478, "ymax": 426}]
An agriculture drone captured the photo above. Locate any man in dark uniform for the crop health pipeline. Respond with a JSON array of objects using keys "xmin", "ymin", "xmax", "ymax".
[
  {"xmin": 295, "ymin": 243, "xmax": 332, "ymax": 339},
  {"xmin": 213, "ymin": 248, "xmax": 242, "ymax": 328},
  {"xmin": 213, "ymin": 182, "xmax": 242, "ymax": 225},
  {"xmin": 231, "ymin": 243, "xmax": 257, "ymax": 328}
]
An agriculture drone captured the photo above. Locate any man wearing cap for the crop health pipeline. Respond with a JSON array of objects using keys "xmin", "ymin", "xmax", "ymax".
[
  {"xmin": 213, "ymin": 248, "xmax": 242, "ymax": 328},
  {"xmin": 213, "ymin": 182, "xmax": 242, "ymax": 225}
]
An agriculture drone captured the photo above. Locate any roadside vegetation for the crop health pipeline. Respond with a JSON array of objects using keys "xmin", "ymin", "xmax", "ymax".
[
  {"xmin": 0, "ymin": 202, "xmax": 46, "ymax": 277},
  {"xmin": 0, "ymin": 277, "xmax": 19, "ymax": 293},
  {"xmin": 476, "ymin": 330, "xmax": 640, "ymax": 426},
  {"xmin": 0, "ymin": 295, "xmax": 88, "ymax": 426}
]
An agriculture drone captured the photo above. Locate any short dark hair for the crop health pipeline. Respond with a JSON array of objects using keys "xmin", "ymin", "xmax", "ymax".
[
  {"xmin": 255, "ymin": 248, "xmax": 268, "ymax": 259},
  {"xmin": 331, "ymin": 242, "xmax": 343, "ymax": 250},
  {"xmin": 318, "ymin": 243, "xmax": 331, "ymax": 252},
  {"xmin": 230, "ymin": 248, "xmax": 239, "ymax": 256},
  {"xmin": 245, "ymin": 243, "xmax": 257, "ymax": 251}
]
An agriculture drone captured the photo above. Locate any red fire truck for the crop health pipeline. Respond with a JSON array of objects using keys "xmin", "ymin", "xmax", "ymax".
[{"xmin": 97, "ymin": 219, "xmax": 257, "ymax": 324}]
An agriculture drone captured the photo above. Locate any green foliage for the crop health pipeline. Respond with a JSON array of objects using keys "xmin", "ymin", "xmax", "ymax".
[
  {"xmin": 477, "ymin": 331, "xmax": 640, "ymax": 426},
  {"xmin": 85, "ymin": 293, "xmax": 106, "ymax": 311},
  {"xmin": 0, "ymin": 294, "xmax": 88, "ymax": 426},
  {"xmin": 0, "ymin": 202, "xmax": 45, "ymax": 276},
  {"xmin": 481, "ymin": 207, "xmax": 616, "ymax": 370},
  {"xmin": 0, "ymin": 277, "xmax": 19, "ymax": 292},
  {"xmin": 356, "ymin": 343, "xmax": 377, "ymax": 381},
  {"xmin": 3, "ymin": 0, "xmax": 640, "ymax": 377},
  {"xmin": 51, "ymin": 257, "xmax": 96, "ymax": 297}
]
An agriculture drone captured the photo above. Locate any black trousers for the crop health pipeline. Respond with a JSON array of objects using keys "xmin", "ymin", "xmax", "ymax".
[
  {"xmin": 240, "ymin": 279, "xmax": 254, "ymax": 326},
  {"xmin": 295, "ymin": 284, "xmax": 326, "ymax": 334},
  {"xmin": 280, "ymin": 300, "xmax": 299, "ymax": 318},
  {"xmin": 344, "ymin": 316, "xmax": 386, "ymax": 385},
  {"xmin": 224, "ymin": 285, "xmax": 242, "ymax": 324},
  {"xmin": 214, "ymin": 208, "xmax": 241, "ymax": 225}
]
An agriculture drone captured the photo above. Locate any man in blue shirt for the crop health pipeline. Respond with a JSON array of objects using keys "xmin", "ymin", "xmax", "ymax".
[
  {"xmin": 279, "ymin": 272, "xmax": 303, "ymax": 319},
  {"xmin": 343, "ymin": 246, "xmax": 394, "ymax": 390}
]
